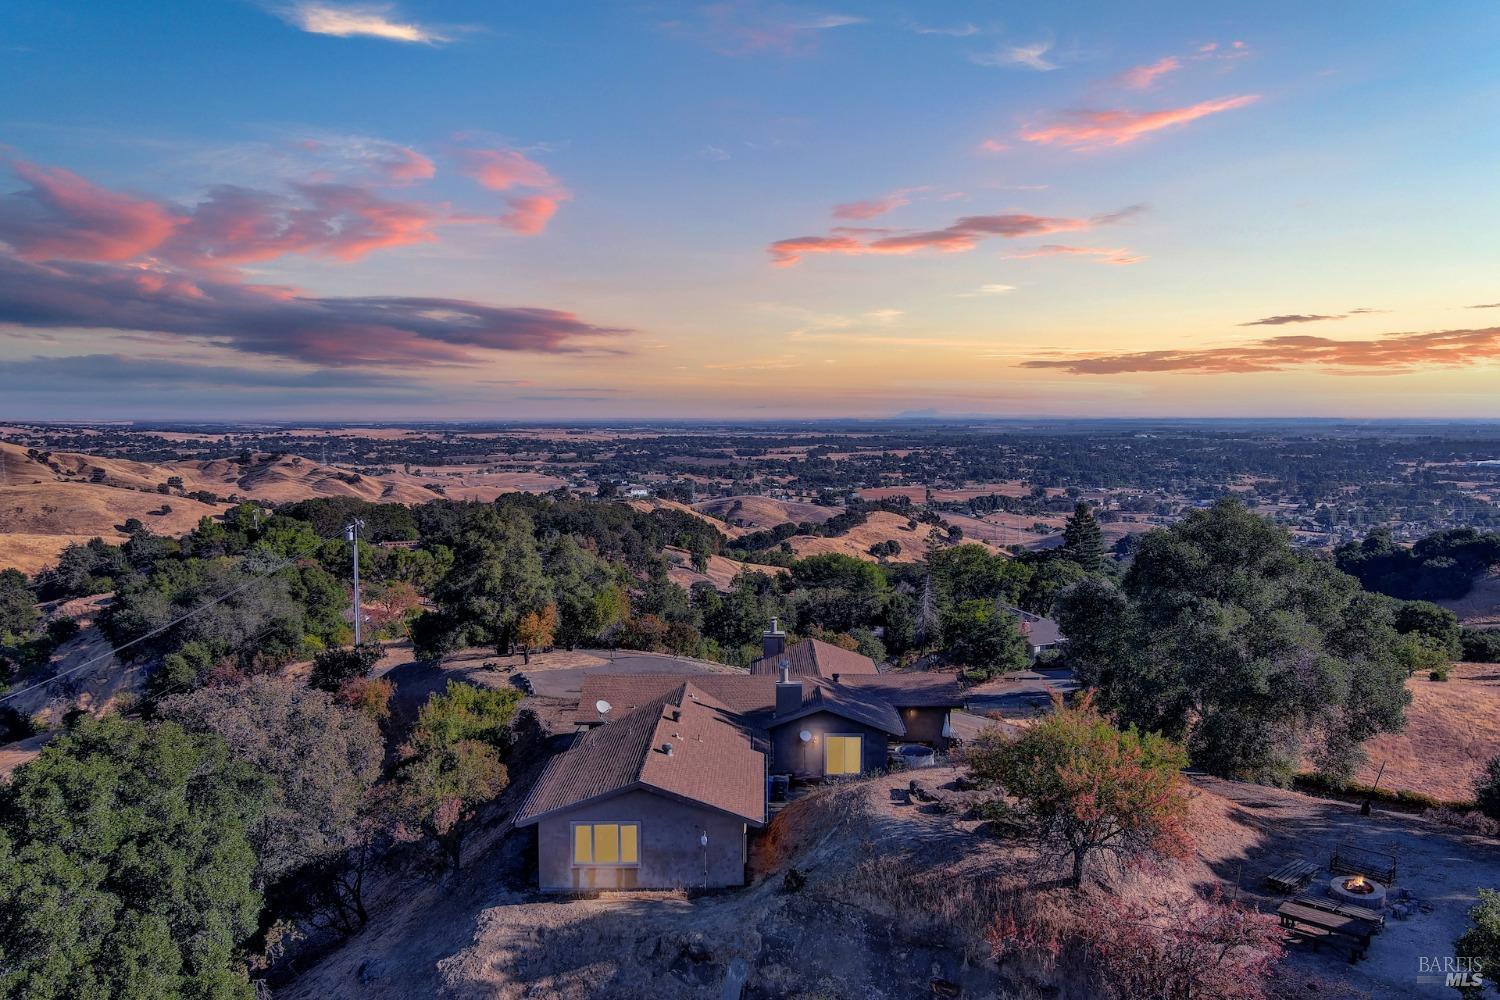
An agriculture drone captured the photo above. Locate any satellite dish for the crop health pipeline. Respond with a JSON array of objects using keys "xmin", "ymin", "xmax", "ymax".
[
  {"xmin": 595, "ymin": 700, "xmax": 613, "ymax": 715},
  {"xmin": 798, "ymin": 729, "xmax": 812, "ymax": 743}
]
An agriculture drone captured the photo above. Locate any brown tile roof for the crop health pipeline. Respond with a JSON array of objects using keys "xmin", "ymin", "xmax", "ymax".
[
  {"xmin": 517, "ymin": 682, "xmax": 766, "ymax": 828},
  {"xmin": 576, "ymin": 674, "xmax": 778, "ymax": 725},
  {"xmin": 749, "ymin": 638, "xmax": 880, "ymax": 678},
  {"xmin": 768, "ymin": 682, "xmax": 905, "ymax": 736},
  {"xmin": 574, "ymin": 673, "xmax": 905, "ymax": 736},
  {"xmin": 841, "ymin": 673, "xmax": 964, "ymax": 708}
]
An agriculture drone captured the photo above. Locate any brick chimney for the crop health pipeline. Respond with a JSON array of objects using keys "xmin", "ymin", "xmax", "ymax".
[
  {"xmin": 763, "ymin": 617, "xmax": 786, "ymax": 661},
  {"xmin": 775, "ymin": 662, "xmax": 801, "ymax": 717}
]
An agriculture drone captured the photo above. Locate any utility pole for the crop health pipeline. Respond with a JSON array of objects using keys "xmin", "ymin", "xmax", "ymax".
[{"xmin": 345, "ymin": 518, "xmax": 365, "ymax": 645}]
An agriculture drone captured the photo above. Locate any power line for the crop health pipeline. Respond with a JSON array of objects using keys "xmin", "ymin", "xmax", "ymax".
[{"xmin": 1, "ymin": 570, "xmax": 279, "ymax": 706}]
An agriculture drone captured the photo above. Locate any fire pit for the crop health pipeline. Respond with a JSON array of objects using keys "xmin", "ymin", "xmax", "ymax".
[{"xmin": 1329, "ymin": 874, "xmax": 1387, "ymax": 910}]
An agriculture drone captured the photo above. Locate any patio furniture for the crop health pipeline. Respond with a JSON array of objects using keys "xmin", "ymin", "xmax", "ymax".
[
  {"xmin": 1292, "ymin": 892, "xmax": 1385, "ymax": 931},
  {"xmin": 1276, "ymin": 900, "xmax": 1375, "ymax": 963},
  {"xmin": 1329, "ymin": 843, "xmax": 1397, "ymax": 885},
  {"xmin": 1265, "ymin": 859, "xmax": 1319, "ymax": 894}
]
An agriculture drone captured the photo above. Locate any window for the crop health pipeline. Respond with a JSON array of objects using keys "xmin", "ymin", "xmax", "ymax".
[
  {"xmin": 571, "ymin": 822, "xmax": 640, "ymax": 866},
  {"xmin": 824, "ymin": 735, "xmax": 863, "ymax": 775}
]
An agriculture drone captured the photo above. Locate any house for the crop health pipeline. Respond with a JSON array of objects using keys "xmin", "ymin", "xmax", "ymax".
[
  {"xmin": 519, "ymin": 621, "xmax": 966, "ymax": 891},
  {"xmin": 748, "ymin": 620, "xmax": 879, "ymax": 680},
  {"xmin": 515, "ymin": 682, "xmax": 766, "ymax": 891},
  {"xmin": 1008, "ymin": 608, "xmax": 1066, "ymax": 659}
]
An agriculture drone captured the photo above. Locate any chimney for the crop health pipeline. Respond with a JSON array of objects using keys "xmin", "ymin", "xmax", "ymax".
[
  {"xmin": 831, "ymin": 672, "xmax": 840, "ymax": 684},
  {"xmin": 763, "ymin": 618, "xmax": 786, "ymax": 661},
  {"xmin": 660, "ymin": 742, "xmax": 674, "ymax": 756},
  {"xmin": 775, "ymin": 662, "xmax": 801, "ymax": 718}
]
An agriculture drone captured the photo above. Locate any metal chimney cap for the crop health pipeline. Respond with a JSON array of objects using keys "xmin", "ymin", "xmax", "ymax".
[{"xmin": 660, "ymin": 742, "xmax": 674, "ymax": 756}]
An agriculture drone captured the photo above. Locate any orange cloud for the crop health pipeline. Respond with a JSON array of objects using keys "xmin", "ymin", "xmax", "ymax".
[
  {"xmin": 1022, "ymin": 327, "xmax": 1500, "ymax": 375},
  {"xmin": 1116, "ymin": 56, "xmax": 1180, "ymax": 90},
  {"xmin": 453, "ymin": 147, "xmax": 571, "ymax": 234},
  {"xmin": 1020, "ymin": 94, "xmax": 1259, "ymax": 149},
  {"xmin": 770, "ymin": 206, "xmax": 1141, "ymax": 266},
  {"xmin": 1004, "ymin": 244, "xmax": 1144, "ymax": 265}
]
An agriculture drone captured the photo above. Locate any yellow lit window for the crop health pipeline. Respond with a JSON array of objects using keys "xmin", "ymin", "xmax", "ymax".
[
  {"xmin": 825, "ymin": 735, "xmax": 863, "ymax": 776},
  {"xmin": 571, "ymin": 822, "xmax": 640, "ymax": 866}
]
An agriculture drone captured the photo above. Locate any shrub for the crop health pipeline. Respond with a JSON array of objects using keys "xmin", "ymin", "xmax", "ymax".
[
  {"xmin": 45, "ymin": 617, "xmax": 81, "ymax": 644},
  {"xmin": 0, "ymin": 704, "xmax": 38, "ymax": 743},
  {"xmin": 1431, "ymin": 667, "xmax": 1451, "ymax": 682},
  {"xmin": 1478, "ymin": 757, "xmax": 1500, "ymax": 821},
  {"xmin": 1083, "ymin": 888, "xmax": 1283, "ymax": 1000},
  {"xmin": 309, "ymin": 643, "xmax": 382, "ymax": 692}
]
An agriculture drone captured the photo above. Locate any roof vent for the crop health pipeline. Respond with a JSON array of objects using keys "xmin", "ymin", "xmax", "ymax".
[{"xmin": 660, "ymin": 742, "xmax": 674, "ymax": 756}]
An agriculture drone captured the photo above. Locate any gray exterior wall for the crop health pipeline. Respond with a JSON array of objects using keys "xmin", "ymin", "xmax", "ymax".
[
  {"xmin": 893, "ymin": 706, "xmax": 952, "ymax": 749},
  {"xmin": 534, "ymin": 788, "xmax": 751, "ymax": 891},
  {"xmin": 767, "ymin": 711, "xmax": 890, "ymax": 778}
]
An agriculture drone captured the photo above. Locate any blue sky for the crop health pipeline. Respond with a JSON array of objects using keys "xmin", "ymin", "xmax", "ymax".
[{"xmin": 1, "ymin": 1, "xmax": 1498, "ymax": 419}]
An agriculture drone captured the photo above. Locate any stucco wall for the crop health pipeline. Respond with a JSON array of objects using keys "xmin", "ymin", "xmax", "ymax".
[
  {"xmin": 534, "ymin": 788, "xmax": 751, "ymax": 891},
  {"xmin": 767, "ymin": 711, "xmax": 890, "ymax": 777}
]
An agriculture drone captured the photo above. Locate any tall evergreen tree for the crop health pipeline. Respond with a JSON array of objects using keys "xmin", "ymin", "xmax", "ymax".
[{"xmin": 1061, "ymin": 501, "xmax": 1106, "ymax": 573}]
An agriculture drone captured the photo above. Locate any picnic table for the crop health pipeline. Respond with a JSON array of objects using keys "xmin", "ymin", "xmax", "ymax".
[
  {"xmin": 1265, "ymin": 859, "xmax": 1319, "ymax": 894},
  {"xmin": 1292, "ymin": 892, "xmax": 1385, "ymax": 931},
  {"xmin": 1277, "ymin": 900, "xmax": 1376, "ymax": 963}
]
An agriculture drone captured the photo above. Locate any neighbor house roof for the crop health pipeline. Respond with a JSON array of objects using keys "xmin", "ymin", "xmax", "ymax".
[
  {"xmin": 748, "ymin": 638, "xmax": 880, "ymax": 678},
  {"xmin": 840, "ymin": 673, "xmax": 964, "ymax": 708},
  {"xmin": 575, "ymin": 672, "xmax": 905, "ymax": 736},
  {"xmin": 517, "ymin": 682, "xmax": 766, "ymax": 828},
  {"xmin": 1008, "ymin": 608, "xmax": 1066, "ymax": 648}
]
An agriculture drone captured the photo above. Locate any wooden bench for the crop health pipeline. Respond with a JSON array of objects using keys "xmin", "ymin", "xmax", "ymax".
[
  {"xmin": 1292, "ymin": 892, "xmax": 1385, "ymax": 932},
  {"xmin": 1330, "ymin": 843, "xmax": 1396, "ymax": 885},
  {"xmin": 1277, "ymin": 901, "xmax": 1375, "ymax": 963},
  {"xmin": 1266, "ymin": 859, "xmax": 1319, "ymax": 894}
]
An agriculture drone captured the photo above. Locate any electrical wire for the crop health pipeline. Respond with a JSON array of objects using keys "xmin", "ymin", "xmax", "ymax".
[{"xmin": 1, "ymin": 571, "xmax": 278, "ymax": 706}]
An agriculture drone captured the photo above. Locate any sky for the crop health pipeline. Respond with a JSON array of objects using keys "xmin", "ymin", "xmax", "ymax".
[{"xmin": 1, "ymin": 0, "xmax": 1498, "ymax": 420}]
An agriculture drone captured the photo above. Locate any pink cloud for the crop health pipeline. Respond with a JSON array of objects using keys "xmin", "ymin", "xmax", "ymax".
[
  {"xmin": 1004, "ymin": 244, "xmax": 1144, "ymax": 265},
  {"xmin": 769, "ymin": 206, "xmax": 1140, "ymax": 266},
  {"xmin": 373, "ymin": 146, "xmax": 437, "ymax": 184},
  {"xmin": 453, "ymin": 147, "xmax": 571, "ymax": 234},
  {"xmin": 977, "ymin": 139, "xmax": 1011, "ymax": 154},
  {"xmin": 831, "ymin": 186, "xmax": 928, "ymax": 221},
  {"xmin": 0, "ymin": 161, "xmax": 181, "ymax": 262},
  {"xmin": 163, "ymin": 183, "xmax": 449, "ymax": 267},
  {"xmin": 1020, "ymin": 95, "xmax": 1259, "ymax": 149},
  {"xmin": 1116, "ymin": 56, "xmax": 1180, "ymax": 90}
]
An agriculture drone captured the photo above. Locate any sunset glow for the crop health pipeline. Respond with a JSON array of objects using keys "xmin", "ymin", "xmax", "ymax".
[{"xmin": 1, "ymin": 1, "xmax": 1497, "ymax": 418}]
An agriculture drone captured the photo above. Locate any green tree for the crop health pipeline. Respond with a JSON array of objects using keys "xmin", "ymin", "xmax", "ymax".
[
  {"xmin": 940, "ymin": 599, "xmax": 1030, "ymax": 680},
  {"xmin": 927, "ymin": 543, "xmax": 1030, "ymax": 609},
  {"xmin": 1056, "ymin": 498, "xmax": 1411, "ymax": 783},
  {"xmin": 1393, "ymin": 600, "xmax": 1462, "ymax": 658},
  {"xmin": 0, "ymin": 717, "xmax": 264, "ymax": 999},
  {"xmin": 1061, "ymin": 502, "xmax": 1105, "ymax": 573},
  {"xmin": 391, "ymin": 681, "xmax": 523, "ymax": 870},
  {"xmin": 0, "ymin": 567, "xmax": 38, "ymax": 640},
  {"xmin": 966, "ymin": 695, "xmax": 1192, "ymax": 888},
  {"xmin": 1453, "ymin": 889, "xmax": 1500, "ymax": 1000},
  {"xmin": 428, "ymin": 506, "xmax": 552, "ymax": 655}
]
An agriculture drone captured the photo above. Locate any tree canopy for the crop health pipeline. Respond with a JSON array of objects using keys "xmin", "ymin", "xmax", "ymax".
[
  {"xmin": 0, "ymin": 717, "xmax": 264, "ymax": 1000},
  {"xmin": 1056, "ymin": 498, "xmax": 1411, "ymax": 782}
]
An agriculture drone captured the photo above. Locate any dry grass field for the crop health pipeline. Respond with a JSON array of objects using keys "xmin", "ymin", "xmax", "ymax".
[
  {"xmin": 694, "ymin": 494, "xmax": 834, "ymax": 530},
  {"xmin": 0, "ymin": 439, "xmax": 568, "ymax": 574},
  {"xmin": 1351, "ymin": 662, "xmax": 1500, "ymax": 803},
  {"xmin": 787, "ymin": 510, "xmax": 949, "ymax": 559}
]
